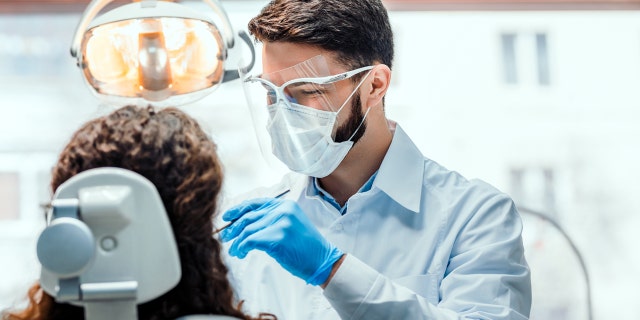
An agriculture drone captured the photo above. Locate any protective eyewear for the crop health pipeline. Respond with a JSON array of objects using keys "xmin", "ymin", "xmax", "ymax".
[{"xmin": 245, "ymin": 65, "xmax": 374, "ymax": 111}]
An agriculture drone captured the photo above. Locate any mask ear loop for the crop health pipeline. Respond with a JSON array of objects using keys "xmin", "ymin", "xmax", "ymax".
[
  {"xmin": 347, "ymin": 104, "xmax": 372, "ymax": 142},
  {"xmin": 337, "ymin": 69, "xmax": 374, "ymax": 142},
  {"xmin": 335, "ymin": 69, "xmax": 373, "ymax": 115}
]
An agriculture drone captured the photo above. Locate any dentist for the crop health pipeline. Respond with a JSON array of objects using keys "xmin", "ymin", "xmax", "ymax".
[{"xmin": 219, "ymin": 1, "xmax": 532, "ymax": 319}]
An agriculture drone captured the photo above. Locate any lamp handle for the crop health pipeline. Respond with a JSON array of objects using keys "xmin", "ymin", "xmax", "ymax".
[{"xmin": 222, "ymin": 30, "xmax": 255, "ymax": 83}]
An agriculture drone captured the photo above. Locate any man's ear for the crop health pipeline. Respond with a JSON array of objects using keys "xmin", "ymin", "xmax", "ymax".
[{"xmin": 363, "ymin": 64, "xmax": 391, "ymax": 108}]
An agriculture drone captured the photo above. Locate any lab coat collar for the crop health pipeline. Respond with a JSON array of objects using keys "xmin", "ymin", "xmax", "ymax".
[
  {"xmin": 373, "ymin": 123, "xmax": 424, "ymax": 213},
  {"xmin": 293, "ymin": 122, "xmax": 424, "ymax": 213}
]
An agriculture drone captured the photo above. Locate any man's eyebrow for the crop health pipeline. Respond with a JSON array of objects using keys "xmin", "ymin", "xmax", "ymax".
[{"xmin": 286, "ymin": 82, "xmax": 308, "ymax": 88}]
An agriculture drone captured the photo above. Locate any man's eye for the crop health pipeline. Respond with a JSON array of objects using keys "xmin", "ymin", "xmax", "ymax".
[
  {"xmin": 301, "ymin": 89, "xmax": 323, "ymax": 95},
  {"xmin": 296, "ymin": 84, "xmax": 329, "ymax": 95}
]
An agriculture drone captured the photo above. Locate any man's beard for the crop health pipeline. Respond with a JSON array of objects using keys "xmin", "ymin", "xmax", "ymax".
[{"xmin": 333, "ymin": 92, "xmax": 366, "ymax": 144}]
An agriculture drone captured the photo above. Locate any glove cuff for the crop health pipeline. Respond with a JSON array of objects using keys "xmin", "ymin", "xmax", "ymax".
[{"xmin": 306, "ymin": 246, "xmax": 344, "ymax": 286}]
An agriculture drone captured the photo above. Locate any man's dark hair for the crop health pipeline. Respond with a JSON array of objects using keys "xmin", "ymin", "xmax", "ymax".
[{"xmin": 248, "ymin": 0, "xmax": 394, "ymax": 71}]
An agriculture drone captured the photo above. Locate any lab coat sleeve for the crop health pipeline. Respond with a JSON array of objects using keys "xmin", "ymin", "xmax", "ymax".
[
  {"xmin": 323, "ymin": 255, "xmax": 459, "ymax": 319},
  {"xmin": 323, "ymin": 193, "xmax": 531, "ymax": 320}
]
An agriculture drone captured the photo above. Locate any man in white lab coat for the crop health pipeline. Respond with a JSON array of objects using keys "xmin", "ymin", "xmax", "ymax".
[{"xmin": 219, "ymin": 0, "xmax": 532, "ymax": 319}]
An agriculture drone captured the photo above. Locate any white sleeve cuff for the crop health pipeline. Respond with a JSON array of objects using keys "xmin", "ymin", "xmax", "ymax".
[{"xmin": 323, "ymin": 254, "xmax": 381, "ymax": 318}]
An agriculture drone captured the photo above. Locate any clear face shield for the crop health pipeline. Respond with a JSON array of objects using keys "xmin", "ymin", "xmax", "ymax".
[
  {"xmin": 71, "ymin": 0, "xmax": 255, "ymax": 107},
  {"xmin": 241, "ymin": 55, "xmax": 373, "ymax": 177}
]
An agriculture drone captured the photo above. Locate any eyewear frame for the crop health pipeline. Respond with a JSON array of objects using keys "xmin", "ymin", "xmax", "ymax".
[{"xmin": 244, "ymin": 65, "xmax": 374, "ymax": 104}]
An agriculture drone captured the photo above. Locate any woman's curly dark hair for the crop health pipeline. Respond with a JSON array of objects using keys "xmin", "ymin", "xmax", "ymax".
[{"xmin": 3, "ymin": 106, "xmax": 275, "ymax": 320}]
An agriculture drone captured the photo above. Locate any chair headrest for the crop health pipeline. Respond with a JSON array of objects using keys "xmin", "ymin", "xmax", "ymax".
[{"xmin": 37, "ymin": 167, "xmax": 181, "ymax": 317}]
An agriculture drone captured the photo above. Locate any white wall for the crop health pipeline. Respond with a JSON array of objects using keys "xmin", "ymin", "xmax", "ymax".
[{"xmin": 387, "ymin": 10, "xmax": 640, "ymax": 320}]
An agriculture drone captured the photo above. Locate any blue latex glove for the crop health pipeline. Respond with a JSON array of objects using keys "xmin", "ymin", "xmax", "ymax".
[{"xmin": 219, "ymin": 198, "xmax": 344, "ymax": 286}]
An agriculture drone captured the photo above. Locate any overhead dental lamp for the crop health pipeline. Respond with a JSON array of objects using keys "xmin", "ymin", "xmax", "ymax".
[{"xmin": 70, "ymin": 0, "xmax": 255, "ymax": 107}]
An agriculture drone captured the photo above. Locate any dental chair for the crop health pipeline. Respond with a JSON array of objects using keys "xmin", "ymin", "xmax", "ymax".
[{"xmin": 36, "ymin": 167, "xmax": 240, "ymax": 320}]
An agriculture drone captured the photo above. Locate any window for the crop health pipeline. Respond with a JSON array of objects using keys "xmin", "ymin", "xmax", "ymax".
[
  {"xmin": 0, "ymin": 172, "xmax": 20, "ymax": 221},
  {"xmin": 536, "ymin": 33, "xmax": 550, "ymax": 85},
  {"xmin": 0, "ymin": 15, "xmax": 75, "ymax": 78},
  {"xmin": 500, "ymin": 32, "xmax": 551, "ymax": 86},
  {"xmin": 501, "ymin": 33, "xmax": 518, "ymax": 84}
]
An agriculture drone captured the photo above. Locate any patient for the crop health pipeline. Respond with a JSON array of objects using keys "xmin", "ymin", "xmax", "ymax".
[{"xmin": 2, "ymin": 106, "xmax": 274, "ymax": 320}]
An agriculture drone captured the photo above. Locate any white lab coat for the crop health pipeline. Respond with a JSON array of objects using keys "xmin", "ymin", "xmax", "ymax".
[{"xmin": 220, "ymin": 124, "xmax": 531, "ymax": 319}]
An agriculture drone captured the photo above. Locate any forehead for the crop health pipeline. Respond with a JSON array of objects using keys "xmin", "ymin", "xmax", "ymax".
[{"xmin": 261, "ymin": 42, "xmax": 344, "ymax": 75}]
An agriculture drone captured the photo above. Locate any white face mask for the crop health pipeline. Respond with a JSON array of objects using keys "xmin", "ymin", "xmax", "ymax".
[{"xmin": 266, "ymin": 72, "xmax": 372, "ymax": 178}]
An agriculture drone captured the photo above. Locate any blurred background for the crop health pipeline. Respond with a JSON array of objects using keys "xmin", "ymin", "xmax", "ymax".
[{"xmin": 1, "ymin": 0, "xmax": 638, "ymax": 319}]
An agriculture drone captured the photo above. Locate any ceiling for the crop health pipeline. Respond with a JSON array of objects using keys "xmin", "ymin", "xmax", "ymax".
[{"xmin": 1, "ymin": 0, "xmax": 639, "ymax": 14}]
